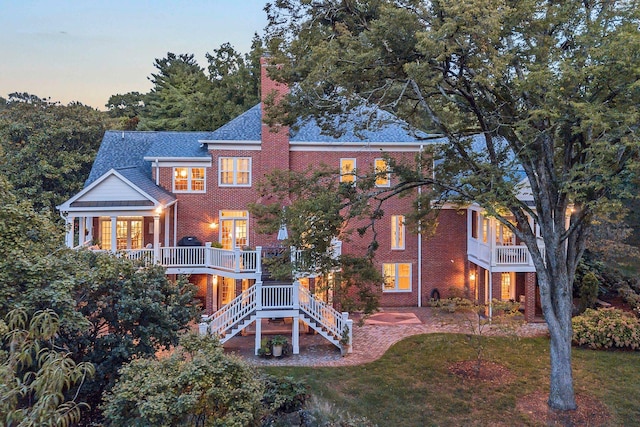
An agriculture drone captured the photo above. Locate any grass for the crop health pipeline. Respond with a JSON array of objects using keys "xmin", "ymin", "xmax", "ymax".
[{"xmin": 262, "ymin": 334, "xmax": 640, "ymax": 426}]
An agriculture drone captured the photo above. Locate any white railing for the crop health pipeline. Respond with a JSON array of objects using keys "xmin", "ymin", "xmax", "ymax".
[
  {"xmin": 116, "ymin": 246, "xmax": 262, "ymax": 273},
  {"xmin": 493, "ymin": 245, "xmax": 530, "ymax": 265},
  {"xmin": 299, "ymin": 286, "xmax": 345, "ymax": 340},
  {"xmin": 205, "ymin": 285, "xmax": 257, "ymax": 338},
  {"xmin": 261, "ymin": 285, "xmax": 294, "ymax": 310}
]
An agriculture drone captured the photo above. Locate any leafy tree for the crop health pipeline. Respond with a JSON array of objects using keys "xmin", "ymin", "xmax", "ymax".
[
  {"xmin": 250, "ymin": 166, "xmax": 382, "ymax": 314},
  {"xmin": 105, "ymin": 91, "xmax": 146, "ymax": 130},
  {"xmin": 1, "ymin": 309, "xmax": 95, "ymax": 427},
  {"xmin": 0, "ymin": 174, "xmax": 79, "ymax": 321},
  {"xmin": 137, "ymin": 39, "xmax": 264, "ymax": 132},
  {"xmin": 205, "ymin": 36, "xmax": 264, "ymax": 127},
  {"xmin": 265, "ymin": 0, "xmax": 640, "ymax": 411},
  {"xmin": 0, "ymin": 93, "xmax": 107, "ymax": 214},
  {"xmin": 102, "ymin": 334, "xmax": 263, "ymax": 427},
  {"xmin": 138, "ymin": 53, "xmax": 214, "ymax": 131},
  {"xmin": 56, "ymin": 251, "xmax": 198, "ymax": 424}
]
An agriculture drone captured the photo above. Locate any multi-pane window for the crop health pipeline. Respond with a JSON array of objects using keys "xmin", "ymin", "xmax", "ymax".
[
  {"xmin": 375, "ymin": 158, "xmax": 390, "ymax": 187},
  {"xmin": 383, "ymin": 263, "xmax": 411, "ymax": 292},
  {"xmin": 220, "ymin": 210, "xmax": 248, "ymax": 249},
  {"xmin": 174, "ymin": 167, "xmax": 205, "ymax": 192},
  {"xmin": 340, "ymin": 158, "xmax": 356, "ymax": 183},
  {"xmin": 219, "ymin": 157, "xmax": 251, "ymax": 186},
  {"xmin": 100, "ymin": 217, "xmax": 142, "ymax": 250},
  {"xmin": 501, "ymin": 272, "xmax": 512, "ymax": 300},
  {"xmin": 391, "ymin": 215, "xmax": 405, "ymax": 250}
]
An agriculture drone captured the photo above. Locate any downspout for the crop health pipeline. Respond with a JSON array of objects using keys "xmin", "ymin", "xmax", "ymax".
[{"xmin": 417, "ymin": 144, "xmax": 424, "ymax": 307}]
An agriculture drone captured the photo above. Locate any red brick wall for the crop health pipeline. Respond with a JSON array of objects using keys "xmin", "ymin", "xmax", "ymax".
[{"xmin": 420, "ymin": 209, "xmax": 468, "ymax": 306}]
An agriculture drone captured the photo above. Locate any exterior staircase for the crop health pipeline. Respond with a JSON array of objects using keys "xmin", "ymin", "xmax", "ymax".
[{"xmin": 200, "ymin": 281, "xmax": 352, "ymax": 354}]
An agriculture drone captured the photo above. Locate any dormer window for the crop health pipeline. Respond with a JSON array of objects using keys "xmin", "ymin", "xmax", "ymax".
[{"xmin": 174, "ymin": 167, "xmax": 205, "ymax": 192}]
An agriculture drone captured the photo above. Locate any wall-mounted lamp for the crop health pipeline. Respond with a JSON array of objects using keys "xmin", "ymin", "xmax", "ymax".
[
  {"xmin": 470, "ymin": 272, "xmax": 476, "ymax": 282},
  {"xmin": 155, "ymin": 206, "xmax": 163, "ymax": 215},
  {"xmin": 209, "ymin": 221, "xmax": 218, "ymax": 230}
]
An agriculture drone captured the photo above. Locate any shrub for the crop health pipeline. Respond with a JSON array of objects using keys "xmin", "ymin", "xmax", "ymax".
[
  {"xmin": 572, "ymin": 308, "xmax": 640, "ymax": 350},
  {"xmin": 102, "ymin": 334, "xmax": 264, "ymax": 427},
  {"xmin": 261, "ymin": 375, "xmax": 308, "ymax": 414},
  {"xmin": 578, "ymin": 272, "xmax": 600, "ymax": 313}
]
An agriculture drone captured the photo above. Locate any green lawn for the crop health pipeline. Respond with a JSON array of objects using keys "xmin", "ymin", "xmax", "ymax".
[{"xmin": 262, "ymin": 334, "xmax": 640, "ymax": 426}]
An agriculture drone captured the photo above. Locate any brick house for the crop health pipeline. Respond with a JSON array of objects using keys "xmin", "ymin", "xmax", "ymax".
[{"xmin": 58, "ymin": 58, "xmax": 541, "ymax": 353}]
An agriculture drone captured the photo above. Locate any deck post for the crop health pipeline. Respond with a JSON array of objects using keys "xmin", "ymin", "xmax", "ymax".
[
  {"xmin": 255, "ymin": 246, "xmax": 262, "ymax": 276},
  {"xmin": 343, "ymin": 312, "xmax": 353, "ymax": 353},
  {"xmin": 254, "ymin": 318, "xmax": 262, "ymax": 355},
  {"xmin": 153, "ymin": 215, "xmax": 160, "ymax": 263},
  {"xmin": 234, "ymin": 247, "xmax": 241, "ymax": 272},
  {"xmin": 292, "ymin": 314, "xmax": 300, "ymax": 354},
  {"xmin": 292, "ymin": 281, "xmax": 300, "ymax": 310}
]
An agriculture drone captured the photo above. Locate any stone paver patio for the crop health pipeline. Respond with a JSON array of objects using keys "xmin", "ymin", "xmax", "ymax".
[{"xmin": 222, "ymin": 307, "xmax": 549, "ymax": 367}]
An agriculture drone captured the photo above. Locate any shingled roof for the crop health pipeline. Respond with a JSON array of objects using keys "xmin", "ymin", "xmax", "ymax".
[{"xmin": 85, "ymin": 131, "xmax": 212, "ymax": 186}]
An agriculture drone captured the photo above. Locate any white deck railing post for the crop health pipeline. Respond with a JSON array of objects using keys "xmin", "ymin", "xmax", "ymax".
[
  {"xmin": 292, "ymin": 281, "xmax": 300, "ymax": 310},
  {"xmin": 255, "ymin": 281, "xmax": 262, "ymax": 311},
  {"xmin": 255, "ymin": 246, "xmax": 262, "ymax": 276},
  {"xmin": 234, "ymin": 247, "xmax": 241, "ymax": 272}
]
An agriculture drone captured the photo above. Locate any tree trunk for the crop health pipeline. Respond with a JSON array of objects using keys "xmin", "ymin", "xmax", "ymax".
[{"xmin": 547, "ymin": 314, "xmax": 576, "ymax": 410}]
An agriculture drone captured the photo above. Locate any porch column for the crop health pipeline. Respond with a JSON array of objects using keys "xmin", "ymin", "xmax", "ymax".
[
  {"xmin": 85, "ymin": 217, "xmax": 93, "ymax": 244},
  {"xmin": 292, "ymin": 315, "xmax": 300, "ymax": 354},
  {"xmin": 64, "ymin": 215, "xmax": 74, "ymax": 248},
  {"xmin": 78, "ymin": 216, "xmax": 86, "ymax": 246},
  {"xmin": 153, "ymin": 215, "xmax": 160, "ymax": 262},
  {"xmin": 110, "ymin": 216, "xmax": 117, "ymax": 253},
  {"xmin": 524, "ymin": 272, "xmax": 536, "ymax": 323},
  {"xmin": 164, "ymin": 208, "xmax": 171, "ymax": 248},
  {"xmin": 206, "ymin": 275, "xmax": 214, "ymax": 315}
]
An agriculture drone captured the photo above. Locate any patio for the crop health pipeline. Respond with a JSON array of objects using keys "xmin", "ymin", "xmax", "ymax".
[{"xmin": 221, "ymin": 307, "xmax": 549, "ymax": 367}]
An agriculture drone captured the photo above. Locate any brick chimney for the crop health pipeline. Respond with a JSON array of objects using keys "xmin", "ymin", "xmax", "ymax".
[{"xmin": 260, "ymin": 56, "xmax": 290, "ymax": 172}]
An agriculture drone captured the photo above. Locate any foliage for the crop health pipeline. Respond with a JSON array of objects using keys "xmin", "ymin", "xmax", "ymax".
[
  {"xmin": 270, "ymin": 335, "xmax": 289, "ymax": 347},
  {"xmin": 56, "ymin": 250, "xmax": 198, "ymax": 423},
  {"xmin": 0, "ymin": 93, "xmax": 107, "ymax": 214},
  {"xmin": 0, "ymin": 175, "xmax": 78, "ymax": 321},
  {"xmin": 261, "ymin": 375, "xmax": 308, "ymax": 414},
  {"xmin": 577, "ymin": 272, "xmax": 600, "ymax": 314},
  {"xmin": 617, "ymin": 283, "xmax": 640, "ymax": 317},
  {"xmin": 0, "ymin": 309, "xmax": 95, "ymax": 427},
  {"xmin": 137, "ymin": 39, "xmax": 264, "ymax": 131},
  {"xmin": 105, "ymin": 91, "xmax": 146, "ymax": 130},
  {"xmin": 572, "ymin": 308, "xmax": 640, "ymax": 350},
  {"xmin": 264, "ymin": 0, "xmax": 640, "ymax": 410},
  {"xmin": 250, "ymin": 168, "xmax": 383, "ymax": 314},
  {"xmin": 102, "ymin": 334, "xmax": 264, "ymax": 427}
]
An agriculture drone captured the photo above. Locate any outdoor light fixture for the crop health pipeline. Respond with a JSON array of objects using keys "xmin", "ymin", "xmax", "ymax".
[{"xmin": 470, "ymin": 272, "xmax": 476, "ymax": 282}]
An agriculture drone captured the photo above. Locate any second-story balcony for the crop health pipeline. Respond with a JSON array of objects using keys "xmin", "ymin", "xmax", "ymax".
[
  {"xmin": 96, "ymin": 246, "xmax": 263, "ymax": 277},
  {"xmin": 467, "ymin": 238, "xmax": 545, "ymax": 272}
]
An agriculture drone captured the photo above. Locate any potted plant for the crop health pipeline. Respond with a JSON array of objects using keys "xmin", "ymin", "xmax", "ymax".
[
  {"xmin": 339, "ymin": 325, "xmax": 351, "ymax": 356},
  {"xmin": 270, "ymin": 335, "xmax": 288, "ymax": 357}
]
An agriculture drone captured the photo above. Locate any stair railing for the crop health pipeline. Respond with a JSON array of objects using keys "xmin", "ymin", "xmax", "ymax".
[
  {"xmin": 204, "ymin": 285, "xmax": 257, "ymax": 338},
  {"xmin": 298, "ymin": 285, "xmax": 345, "ymax": 340}
]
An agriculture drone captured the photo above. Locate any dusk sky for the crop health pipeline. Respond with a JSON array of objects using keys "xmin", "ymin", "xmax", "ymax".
[{"xmin": 0, "ymin": 0, "xmax": 269, "ymax": 110}]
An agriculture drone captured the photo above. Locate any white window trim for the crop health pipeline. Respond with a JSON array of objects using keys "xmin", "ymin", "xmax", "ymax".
[
  {"xmin": 218, "ymin": 157, "xmax": 252, "ymax": 187},
  {"xmin": 173, "ymin": 167, "xmax": 206, "ymax": 193},
  {"xmin": 391, "ymin": 215, "xmax": 405, "ymax": 250},
  {"xmin": 340, "ymin": 158, "xmax": 356, "ymax": 183},
  {"xmin": 375, "ymin": 158, "xmax": 390, "ymax": 187},
  {"xmin": 382, "ymin": 263, "xmax": 412, "ymax": 293}
]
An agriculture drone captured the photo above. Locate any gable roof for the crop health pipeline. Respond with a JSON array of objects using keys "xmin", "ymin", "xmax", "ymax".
[{"xmin": 58, "ymin": 167, "xmax": 176, "ymax": 213}]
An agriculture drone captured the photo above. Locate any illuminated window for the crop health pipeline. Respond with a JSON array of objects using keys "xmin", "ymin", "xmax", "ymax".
[
  {"xmin": 501, "ymin": 273, "xmax": 513, "ymax": 300},
  {"xmin": 220, "ymin": 210, "xmax": 248, "ymax": 249},
  {"xmin": 482, "ymin": 216, "xmax": 489, "ymax": 243},
  {"xmin": 375, "ymin": 158, "xmax": 390, "ymax": 187},
  {"xmin": 219, "ymin": 157, "xmax": 251, "ymax": 186},
  {"xmin": 383, "ymin": 263, "xmax": 411, "ymax": 292},
  {"xmin": 100, "ymin": 217, "xmax": 143, "ymax": 250},
  {"xmin": 340, "ymin": 158, "xmax": 356, "ymax": 183},
  {"xmin": 391, "ymin": 215, "xmax": 405, "ymax": 250},
  {"xmin": 173, "ymin": 167, "xmax": 205, "ymax": 192}
]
